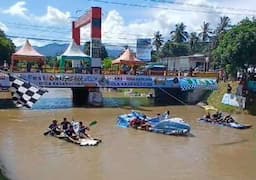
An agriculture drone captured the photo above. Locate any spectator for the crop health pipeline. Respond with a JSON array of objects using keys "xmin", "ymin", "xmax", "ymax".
[{"xmin": 227, "ymin": 83, "xmax": 232, "ymax": 93}]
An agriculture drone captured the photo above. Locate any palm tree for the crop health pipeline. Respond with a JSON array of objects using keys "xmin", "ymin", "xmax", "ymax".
[
  {"xmin": 215, "ymin": 16, "xmax": 231, "ymax": 35},
  {"xmin": 211, "ymin": 16, "xmax": 231, "ymax": 49},
  {"xmin": 152, "ymin": 31, "xmax": 164, "ymax": 53},
  {"xmin": 189, "ymin": 32, "xmax": 199, "ymax": 52},
  {"xmin": 199, "ymin": 21, "xmax": 212, "ymax": 42},
  {"xmin": 170, "ymin": 23, "xmax": 189, "ymax": 43}
]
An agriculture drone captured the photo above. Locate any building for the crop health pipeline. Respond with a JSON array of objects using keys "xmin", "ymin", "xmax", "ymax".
[{"xmin": 160, "ymin": 54, "xmax": 208, "ymax": 72}]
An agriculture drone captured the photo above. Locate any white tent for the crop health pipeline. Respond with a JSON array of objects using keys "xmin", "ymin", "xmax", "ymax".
[{"xmin": 59, "ymin": 40, "xmax": 91, "ymax": 71}]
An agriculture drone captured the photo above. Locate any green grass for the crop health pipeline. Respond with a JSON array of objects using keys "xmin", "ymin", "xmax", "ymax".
[
  {"xmin": 207, "ymin": 81, "xmax": 256, "ymax": 115},
  {"xmin": 207, "ymin": 81, "xmax": 242, "ymax": 114}
]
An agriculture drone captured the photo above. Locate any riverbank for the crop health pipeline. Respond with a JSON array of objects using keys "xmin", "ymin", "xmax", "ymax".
[{"xmin": 207, "ymin": 81, "xmax": 256, "ymax": 115}]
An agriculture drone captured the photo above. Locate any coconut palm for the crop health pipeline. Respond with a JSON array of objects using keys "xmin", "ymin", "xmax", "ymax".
[
  {"xmin": 211, "ymin": 16, "xmax": 231, "ymax": 49},
  {"xmin": 215, "ymin": 16, "xmax": 231, "ymax": 35},
  {"xmin": 199, "ymin": 21, "xmax": 212, "ymax": 42},
  {"xmin": 152, "ymin": 31, "xmax": 164, "ymax": 53},
  {"xmin": 189, "ymin": 32, "xmax": 199, "ymax": 52},
  {"xmin": 170, "ymin": 23, "xmax": 189, "ymax": 43}
]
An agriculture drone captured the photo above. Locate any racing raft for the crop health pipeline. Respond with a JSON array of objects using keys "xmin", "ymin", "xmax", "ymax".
[
  {"xmin": 117, "ymin": 110, "xmax": 191, "ymax": 136},
  {"xmin": 45, "ymin": 132, "xmax": 102, "ymax": 146},
  {"xmin": 199, "ymin": 117, "xmax": 252, "ymax": 129}
]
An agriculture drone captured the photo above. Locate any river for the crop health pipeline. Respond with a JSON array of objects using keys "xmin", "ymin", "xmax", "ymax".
[{"xmin": 0, "ymin": 88, "xmax": 255, "ymax": 180}]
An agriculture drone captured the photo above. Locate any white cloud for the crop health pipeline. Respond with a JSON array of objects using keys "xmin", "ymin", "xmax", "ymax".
[
  {"xmin": 37, "ymin": 6, "xmax": 71, "ymax": 25},
  {"xmin": 99, "ymin": 0, "xmax": 256, "ymax": 47},
  {"xmin": 3, "ymin": 1, "xmax": 27, "ymax": 17},
  {"xmin": 0, "ymin": 22, "xmax": 8, "ymax": 32}
]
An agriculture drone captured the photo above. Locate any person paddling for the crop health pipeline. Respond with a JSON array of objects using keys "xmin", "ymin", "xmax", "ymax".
[
  {"xmin": 78, "ymin": 122, "xmax": 93, "ymax": 139},
  {"xmin": 60, "ymin": 117, "xmax": 71, "ymax": 131},
  {"xmin": 65, "ymin": 124, "xmax": 79, "ymax": 143},
  {"xmin": 48, "ymin": 120, "xmax": 61, "ymax": 136}
]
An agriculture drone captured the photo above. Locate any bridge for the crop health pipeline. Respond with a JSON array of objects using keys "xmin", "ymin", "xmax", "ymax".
[{"xmin": 0, "ymin": 72, "xmax": 217, "ymax": 107}]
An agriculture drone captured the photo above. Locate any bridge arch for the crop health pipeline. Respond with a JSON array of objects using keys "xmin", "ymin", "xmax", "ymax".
[{"xmin": 72, "ymin": 7, "xmax": 102, "ymax": 73}]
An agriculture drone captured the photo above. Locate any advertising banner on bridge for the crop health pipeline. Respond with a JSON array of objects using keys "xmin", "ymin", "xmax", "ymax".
[{"xmin": 13, "ymin": 73, "xmax": 217, "ymax": 90}]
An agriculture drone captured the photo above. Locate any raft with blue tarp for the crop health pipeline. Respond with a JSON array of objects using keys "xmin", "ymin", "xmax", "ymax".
[{"xmin": 117, "ymin": 111, "xmax": 191, "ymax": 135}]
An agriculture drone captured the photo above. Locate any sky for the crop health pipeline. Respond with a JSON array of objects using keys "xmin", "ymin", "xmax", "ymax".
[{"xmin": 0, "ymin": 0, "xmax": 256, "ymax": 48}]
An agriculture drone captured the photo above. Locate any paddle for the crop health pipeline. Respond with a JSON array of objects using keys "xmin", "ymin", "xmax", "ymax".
[
  {"xmin": 89, "ymin": 120, "xmax": 97, "ymax": 127},
  {"xmin": 43, "ymin": 129, "xmax": 52, "ymax": 136}
]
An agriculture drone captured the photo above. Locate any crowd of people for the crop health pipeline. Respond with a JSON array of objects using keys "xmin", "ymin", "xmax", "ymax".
[{"xmin": 47, "ymin": 117, "xmax": 92, "ymax": 143}]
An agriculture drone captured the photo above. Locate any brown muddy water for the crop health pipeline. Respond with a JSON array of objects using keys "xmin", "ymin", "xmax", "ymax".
[{"xmin": 0, "ymin": 89, "xmax": 256, "ymax": 180}]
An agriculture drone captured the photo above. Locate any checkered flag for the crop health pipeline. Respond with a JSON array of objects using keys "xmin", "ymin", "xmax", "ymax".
[{"xmin": 9, "ymin": 74, "xmax": 48, "ymax": 108}]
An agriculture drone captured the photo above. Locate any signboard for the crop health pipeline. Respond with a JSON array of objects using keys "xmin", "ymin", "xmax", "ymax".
[
  {"xmin": 221, "ymin": 93, "xmax": 246, "ymax": 109},
  {"xmin": 136, "ymin": 38, "xmax": 152, "ymax": 62},
  {"xmin": 11, "ymin": 73, "xmax": 217, "ymax": 90}
]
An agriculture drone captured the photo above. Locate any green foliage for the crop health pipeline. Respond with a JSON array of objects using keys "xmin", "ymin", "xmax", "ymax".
[
  {"xmin": 103, "ymin": 58, "xmax": 112, "ymax": 70},
  {"xmin": 0, "ymin": 29, "xmax": 16, "ymax": 65},
  {"xmin": 207, "ymin": 81, "xmax": 241, "ymax": 114},
  {"xmin": 152, "ymin": 31, "xmax": 164, "ymax": 54},
  {"xmin": 199, "ymin": 22, "xmax": 212, "ymax": 42},
  {"xmin": 170, "ymin": 23, "xmax": 189, "ymax": 43},
  {"xmin": 160, "ymin": 41, "xmax": 189, "ymax": 57},
  {"xmin": 212, "ymin": 18, "xmax": 256, "ymax": 77}
]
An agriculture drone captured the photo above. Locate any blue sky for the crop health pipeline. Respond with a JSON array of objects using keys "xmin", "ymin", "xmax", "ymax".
[{"xmin": 0, "ymin": 0, "xmax": 255, "ymax": 47}]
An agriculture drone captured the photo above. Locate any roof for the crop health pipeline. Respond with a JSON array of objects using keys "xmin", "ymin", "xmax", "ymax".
[
  {"xmin": 112, "ymin": 48, "xmax": 144, "ymax": 65},
  {"xmin": 61, "ymin": 40, "xmax": 90, "ymax": 58},
  {"xmin": 13, "ymin": 39, "xmax": 44, "ymax": 57}
]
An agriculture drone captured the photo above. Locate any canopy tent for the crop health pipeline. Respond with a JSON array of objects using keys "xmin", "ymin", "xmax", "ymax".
[
  {"xmin": 11, "ymin": 39, "xmax": 45, "ymax": 66},
  {"xmin": 112, "ymin": 48, "xmax": 144, "ymax": 66},
  {"xmin": 59, "ymin": 40, "xmax": 91, "ymax": 72},
  {"xmin": 112, "ymin": 48, "xmax": 144, "ymax": 74}
]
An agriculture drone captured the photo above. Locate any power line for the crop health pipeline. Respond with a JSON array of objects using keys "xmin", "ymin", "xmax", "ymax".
[
  {"xmin": 87, "ymin": 0, "xmax": 256, "ymax": 16},
  {"xmin": 6, "ymin": 35, "xmax": 138, "ymax": 48},
  {"xmin": 146, "ymin": 0, "xmax": 256, "ymax": 13}
]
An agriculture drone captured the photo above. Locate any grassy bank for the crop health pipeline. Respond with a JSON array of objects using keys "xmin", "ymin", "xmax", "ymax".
[{"xmin": 207, "ymin": 81, "xmax": 256, "ymax": 115}]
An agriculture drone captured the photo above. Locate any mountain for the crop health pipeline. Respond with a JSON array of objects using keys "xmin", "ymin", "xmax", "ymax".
[
  {"xmin": 34, "ymin": 43, "xmax": 69, "ymax": 57},
  {"xmin": 19, "ymin": 43, "xmax": 123, "ymax": 58}
]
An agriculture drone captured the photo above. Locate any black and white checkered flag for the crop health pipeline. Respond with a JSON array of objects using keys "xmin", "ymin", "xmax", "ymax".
[{"xmin": 9, "ymin": 75, "xmax": 48, "ymax": 108}]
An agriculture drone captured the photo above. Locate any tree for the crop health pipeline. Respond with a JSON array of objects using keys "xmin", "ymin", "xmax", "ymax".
[
  {"xmin": 152, "ymin": 31, "xmax": 164, "ymax": 53},
  {"xmin": 199, "ymin": 22, "xmax": 212, "ymax": 42},
  {"xmin": 212, "ymin": 18, "xmax": 256, "ymax": 77},
  {"xmin": 102, "ymin": 58, "xmax": 112, "ymax": 70},
  {"xmin": 189, "ymin": 32, "xmax": 199, "ymax": 53},
  {"xmin": 170, "ymin": 23, "xmax": 189, "ymax": 43},
  {"xmin": 0, "ymin": 29, "xmax": 16, "ymax": 65},
  {"xmin": 83, "ymin": 41, "xmax": 108, "ymax": 60},
  {"xmin": 160, "ymin": 40, "xmax": 189, "ymax": 57},
  {"xmin": 216, "ymin": 16, "xmax": 231, "ymax": 35},
  {"xmin": 211, "ymin": 16, "xmax": 231, "ymax": 49}
]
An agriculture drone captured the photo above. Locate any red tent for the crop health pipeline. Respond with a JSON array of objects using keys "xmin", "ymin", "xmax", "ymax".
[{"xmin": 11, "ymin": 40, "xmax": 45, "ymax": 66}]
